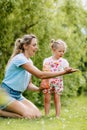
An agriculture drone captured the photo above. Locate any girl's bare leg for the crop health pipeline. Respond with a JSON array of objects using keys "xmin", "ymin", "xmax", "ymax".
[
  {"xmin": 44, "ymin": 93, "xmax": 51, "ymax": 116},
  {"xmin": 54, "ymin": 93, "xmax": 61, "ymax": 117}
]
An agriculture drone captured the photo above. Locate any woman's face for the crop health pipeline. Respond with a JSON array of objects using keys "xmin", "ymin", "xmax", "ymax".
[{"xmin": 26, "ymin": 38, "xmax": 38, "ymax": 57}]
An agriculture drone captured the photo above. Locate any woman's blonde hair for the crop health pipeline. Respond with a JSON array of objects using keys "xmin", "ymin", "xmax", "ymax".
[{"xmin": 7, "ymin": 34, "xmax": 36, "ymax": 65}]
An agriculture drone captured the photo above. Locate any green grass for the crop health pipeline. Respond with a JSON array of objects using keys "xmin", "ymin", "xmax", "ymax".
[{"xmin": 0, "ymin": 96, "xmax": 87, "ymax": 130}]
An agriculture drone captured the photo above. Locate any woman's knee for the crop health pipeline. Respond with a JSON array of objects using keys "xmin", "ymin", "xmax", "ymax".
[
  {"xmin": 21, "ymin": 111, "xmax": 30, "ymax": 118},
  {"xmin": 21, "ymin": 110, "xmax": 41, "ymax": 119}
]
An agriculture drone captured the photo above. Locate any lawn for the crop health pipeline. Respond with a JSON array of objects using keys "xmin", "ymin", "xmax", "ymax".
[{"xmin": 0, "ymin": 95, "xmax": 87, "ymax": 130}]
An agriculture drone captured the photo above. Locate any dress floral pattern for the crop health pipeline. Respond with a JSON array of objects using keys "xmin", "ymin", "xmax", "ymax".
[{"xmin": 42, "ymin": 57, "xmax": 69, "ymax": 94}]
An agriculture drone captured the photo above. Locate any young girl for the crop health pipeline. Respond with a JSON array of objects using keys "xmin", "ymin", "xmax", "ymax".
[
  {"xmin": 40, "ymin": 39, "xmax": 78, "ymax": 118},
  {"xmin": 0, "ymin": 34, "xmax": 76, "ymax": 119}
]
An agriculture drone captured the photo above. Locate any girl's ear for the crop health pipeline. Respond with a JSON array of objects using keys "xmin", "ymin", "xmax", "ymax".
[{"xmin": 52, "ymin": 48, "xmax": 56, "ymax": 52}]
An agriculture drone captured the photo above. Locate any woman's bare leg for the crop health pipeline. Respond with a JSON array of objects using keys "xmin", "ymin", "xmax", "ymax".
[
  {"xmin": 5, "ymin": 98, "xmax": 41, "ymax": 119},
  {"xmin": 0, "ymin": 110, "xmax": 22, "ymax": 118},
  {"xmin": 20, "ymin": 98, "xmax": 42, "ymax": 118},
  {"xmin": 44, "ymin": 93, "xmax": 51, "ymax": 116},
  {"xmin": 54, "ymin": 93, "xmax": 61, "ymax": 117}
]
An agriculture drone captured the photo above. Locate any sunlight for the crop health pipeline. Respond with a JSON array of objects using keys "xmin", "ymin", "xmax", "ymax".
[{"xmin": 82, "ymin": 0, "xmax": 87, "ymax": 9}]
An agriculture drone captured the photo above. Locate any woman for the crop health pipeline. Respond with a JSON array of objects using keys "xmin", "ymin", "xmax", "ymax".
[{"xmin": 0, "ymin": 34, "xmax": 77, "ymax": 119}]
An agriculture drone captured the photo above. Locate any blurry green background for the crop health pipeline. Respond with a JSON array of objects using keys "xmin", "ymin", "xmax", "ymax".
[{"xmin": 0, "ymin": 0, "xmax": 87, "ymax": 107}]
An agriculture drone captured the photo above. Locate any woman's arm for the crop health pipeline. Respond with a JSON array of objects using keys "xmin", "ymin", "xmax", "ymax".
[
  {"xmin": 22, "ymin": 63, "xmax": 78, "ymax": 79},
  {"xmin": 27, "ymin": 82, "xmax": 40, "ymax": 91}
]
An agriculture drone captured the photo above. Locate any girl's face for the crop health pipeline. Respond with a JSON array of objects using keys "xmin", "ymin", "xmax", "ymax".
[
  {"xmin": 53, "ymin": 44, "xmax": 65, "ymax": 59},
  {"xmin": 25, "ymin": 38, "xmax": 38, "ymax": 57}
]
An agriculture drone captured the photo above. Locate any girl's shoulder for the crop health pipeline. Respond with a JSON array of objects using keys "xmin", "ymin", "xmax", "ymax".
[
  {"xmin": 43, "ymin": 56, "xmax": 52, "ymax": 63},
  {"xmin": 44, "ymin": 56, "xmax": 52, "ymax": 61},
  {"xmin": 59, "ymin": 58, "xmax": 69, "ymax": 67},
  {"xmin": 59, "ymin": 57, "xmax": 68, "ymax": 62}
]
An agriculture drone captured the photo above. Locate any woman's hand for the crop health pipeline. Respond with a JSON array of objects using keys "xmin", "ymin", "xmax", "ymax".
[
  {"xmin": 64, "ymin": 67, "xmax": 79, "ymax": 74},
  {"xmin": 40, "ymin": 79, "xmax": 49, "ymax": 90}
]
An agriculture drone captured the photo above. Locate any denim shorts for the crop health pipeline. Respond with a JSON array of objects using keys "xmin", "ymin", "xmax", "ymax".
[{"xmin": 0, "ymin": 83, "xmax": 25, "ymax": 110}]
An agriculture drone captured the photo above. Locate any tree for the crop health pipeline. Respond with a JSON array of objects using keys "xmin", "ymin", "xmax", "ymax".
[{"xmin": 0, "ymin": 0, "xmax": 87, "ymax": 106}]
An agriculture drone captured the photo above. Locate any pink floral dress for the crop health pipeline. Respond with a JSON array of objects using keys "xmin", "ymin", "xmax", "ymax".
[{"xmin": 42, "ymin": 56, "xmax": 69, "ymax": 94}]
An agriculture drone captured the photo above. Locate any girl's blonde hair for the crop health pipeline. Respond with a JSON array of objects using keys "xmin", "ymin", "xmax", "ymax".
[
  {"xmin": 50, "ymin": 39, "xmax": 67, "ymax": 52},
  {"xmin": 7, "ymin": 34, "xmax": 36, "ymax": 65}
]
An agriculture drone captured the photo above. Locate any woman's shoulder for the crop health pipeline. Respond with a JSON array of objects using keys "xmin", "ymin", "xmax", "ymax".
[
  {"xmin": 12, "ymin": 53, "xmax": 33, "ymax": 66},
  {"xmin": 14, "ymin": 53, "xmax": 24, "ymax": 59},
  {"xmin": 13, "ymin": 53, "xmax": 29, "ymax": 61}
]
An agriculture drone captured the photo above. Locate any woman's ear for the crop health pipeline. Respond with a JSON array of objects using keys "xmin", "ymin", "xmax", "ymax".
[{"xmin": 23, "ymin": 43, "xmax": 28, "ymax": 50}]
